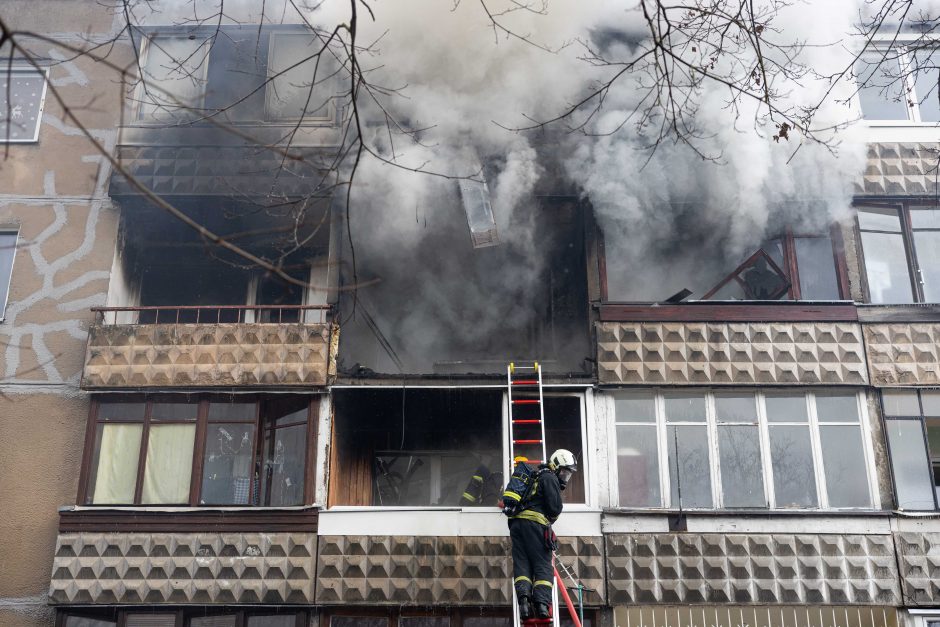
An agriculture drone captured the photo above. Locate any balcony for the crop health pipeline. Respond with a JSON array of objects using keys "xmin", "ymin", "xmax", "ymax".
[{"xmin": 81, "ymin": 305, "xmax": 336, "ymax": 389}]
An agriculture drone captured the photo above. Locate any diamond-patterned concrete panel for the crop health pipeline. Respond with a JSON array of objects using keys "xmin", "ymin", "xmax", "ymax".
[
  {"xmin": 597, "ymin": 322, "xmax": 867, "ymax": 385},
  {"xmin": 895, "ymin": 532, "xmax": 940, "ymax": 604},
  {"xmin": 48, "ymin": 532, "xmax": 317, "ymax": 605},
  {"xmin": 81, "ymin": 323, "xmax": 333, "ymax": 388},
  {"xmin": 315, "ymin": 535, "xmax": 605, "ymax": 606},
  {"xmin": 864, "ymin": 323, "xmax": 940, "ymax": 387},
  {"xmin": 606, "ymin": 533, "xmax": 899, "ymax": 605},
  {"xmin": 856, "ymin": 143, "xmax": 940, "ymax": 196}
]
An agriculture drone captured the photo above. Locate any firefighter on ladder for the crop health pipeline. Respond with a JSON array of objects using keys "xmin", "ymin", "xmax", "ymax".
[{"xmin": 504, "ymin": 449, "xmax": 578, "ymax": 621}]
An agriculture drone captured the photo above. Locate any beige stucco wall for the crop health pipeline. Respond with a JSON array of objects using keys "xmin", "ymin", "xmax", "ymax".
[{"xmin": 0, "ymin": 6, "xmax": 127, "ymax": 624}]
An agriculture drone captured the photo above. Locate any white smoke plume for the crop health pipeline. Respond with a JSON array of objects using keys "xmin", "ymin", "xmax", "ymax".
[{"xmin": 125, "ymin": 0, "xmax": 870, "ymax": 370}]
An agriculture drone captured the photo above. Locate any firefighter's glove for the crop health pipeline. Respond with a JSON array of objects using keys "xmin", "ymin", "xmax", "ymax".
[
  {"xmin": 502, "ymin": 503, "xmax": 518, "ymax": 517},
  {"xmin": 543, "ymin": 527, "xmax": 558, "ymax": 551}
]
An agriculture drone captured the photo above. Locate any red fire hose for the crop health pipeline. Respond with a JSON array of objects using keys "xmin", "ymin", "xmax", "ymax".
[{"xmin": 553, "ymin": 564, "xmax": 582, "ymax": 627}]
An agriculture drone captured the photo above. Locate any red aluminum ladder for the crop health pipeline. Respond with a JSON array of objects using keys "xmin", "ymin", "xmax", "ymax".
[{"xmin": 507, "ymin": 362, "xmax": 561, "ymax": 627}]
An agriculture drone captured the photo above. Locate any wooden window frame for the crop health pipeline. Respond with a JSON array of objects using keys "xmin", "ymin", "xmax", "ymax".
[
  {"xmin": 598, "ymin": 222, "xmax": 849, "ymax": 304},
  {"xmin": 79, "ymin": 394, "xmax": 319, "ymax": 507}
]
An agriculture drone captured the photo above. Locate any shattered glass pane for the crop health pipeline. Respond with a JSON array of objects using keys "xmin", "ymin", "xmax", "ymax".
[
  {"xmin": 0, "ymin": 69, "xmax": 46, "ymax": 142},
  {"xmin": 705, "ymin": 248, "xmax": 789, "ymax": 300},
  {"xmin": 459, "ymin": 180, "xmax": 499, "ymax": 248}
]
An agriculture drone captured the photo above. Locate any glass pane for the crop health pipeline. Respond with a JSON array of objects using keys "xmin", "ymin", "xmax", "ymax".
[
  {"xmin": 882, "ymin": 390, "xmax": 921, "ymax": 416},
  {"xmin": 815, "ymin": 392, "xmax": 859, "ymax": 422},
  {"xmin": 246, "ymin": 617, "xmax": 297, "ymax": 627},
  {"xmin": 886, "ymin": 419, "xmax": 935, "ymax": 509},
  {"xmin": 718, "ymin": 425, "xmax": 766, "ymax": 507},
  {"xmin": 151, "ymin": 401, "xmax": 198, "ymax": 421},
  {"xmin": 330, "ymin": 618, "xmax": 389, "ymax": 627},
  {"xmin": 914, "ymin": 231, "xmax": 940, "ymax": 302},
  {"xmin": 795, "ymin": 237, "xmax": 840, "ymax": 299},
  {"xmin": 714, "ymin": 393, "xmax": 757, "ymax": 423},
  {"xmin": 765, "ymin": 392, "xmax": 808, "ymax": 423},
  {"xmin": 616, "ymin": 425, "xmax": 661, "ymax": 507},
  {"xmin": 858, "ymin": 207, "xmax": 902, "ymax": 232},
  {"xmin": 208, "ymin": 401, "xmax": 256, "ymax": 422},
  {"xmin": 922, "ymin": 391, "xmax": 940, "ymax": 417},
  {"xmin": 97, "ymin": 402, "xmax": 145, "ymax": 421},
  {"xmin": 856, "ymin": 54, "xmax": 909, "ymax": 120},
  {"xmin": 139, "ymin": 37, "xmax": 209, "ymax": 121},
  {"xmin": 819, "ymin": 425, "xmax": 871, "ymax": 507},
  {"xmin": 911, "ymin": 207, "xmax": 940, "ymax": 228},
  {"xmin": 65, "ymin": 617, "xmax": 118, "ymax": 627},
  {"xmin": 400, "ymin": 619, "xmax": 450, "ymax": 627},
  {"xmin": 89, "ymin": 423, "xmax": 142, "ymax": 504},
  {"xmin": 260, "ymin": 422, "xmax": 306, "ymax": 506},
  {"xmin": 0, "ymin": 231, "xmax": 16, "ymax": 313},
  {"xmin": 769, "ymin": 424, "xmax": 818, "ymax": 507},
  {"xmin": 191, "ymin": 617, "xmax": 237, "ymax": 627},
  {"xmin": 141, "ymin": 424, "xmax": 196, "ymax": 504},
  {"xmin": 267, "ymin": 33, "xmax": 339, "ymax": 120},
  {"xmin": 201, "ymin": 423, "xmax": 257, "ymax": 504},
  {"xmin": 614, "ymin": 392, "xmax": 655, "ymax": 423},
  {"xmin": 0, "ymin": 70, "xmax": 46, "ymax": 141},
  {"xmin": 543, "ymin": 397, "xmax": 585, "ymax": 505},
  {"xmin": 914, "ymin": 50, "xmax": 940, "ymax": 122},
  {"xmin": 664, "ymin": 393, "xmax": 706, "ymax": 422},
  {"xmin": 666, "ymin": 425, "xmax": 713, "ymax": 508},
  {"xmin": 860, "ymin": 231, "xmax": 914, "ymax": 303}
]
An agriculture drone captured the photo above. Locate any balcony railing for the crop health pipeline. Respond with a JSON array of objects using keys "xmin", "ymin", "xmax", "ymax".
[{"xmin": 92, "ymin": 304, "xmax": 331, "ymax": 325}]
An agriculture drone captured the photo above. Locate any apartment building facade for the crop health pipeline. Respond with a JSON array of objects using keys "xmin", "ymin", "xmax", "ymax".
[{"xmin": 2, "ymin": 3, "xmax": 940, "ymax": 627}]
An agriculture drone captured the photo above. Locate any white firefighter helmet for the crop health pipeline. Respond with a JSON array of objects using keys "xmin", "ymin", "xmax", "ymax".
[{"xmin": 549, "ymin": 448, "xmax": 577, "ymax": 471}]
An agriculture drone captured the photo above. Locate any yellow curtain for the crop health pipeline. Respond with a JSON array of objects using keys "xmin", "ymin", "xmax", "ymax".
[
  {"xmin": 92, "ymin": 424, "xmax": 143, "ymax": 504},
  {"xmin": 141, "ymin": 424, "xmax": 196, "ymax": 504}
]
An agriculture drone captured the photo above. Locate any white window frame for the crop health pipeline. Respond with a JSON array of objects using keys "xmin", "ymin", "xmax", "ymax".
[
  {"xmin": 858, "ymin": 38, "xmax": 940, "ymax": 141},
  {"xmin": 0, "ymin": 67, "xmax": 48, "ymax": 143},
  {"xmin": 609, "ymin": 388, "xmax": 877, "ymax": 511},
  {"xmin": 265, "ymin": 32, "xmax": 339, "ymax": 124},
  {"xmin": 134, "ymin": 33, "xmax": 211, "ymax": 123},
  {"xmin": 0, "ymin": 229, "xmax": 18, "ymax": 321}
]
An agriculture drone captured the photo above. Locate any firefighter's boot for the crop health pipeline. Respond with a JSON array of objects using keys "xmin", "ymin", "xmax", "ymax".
[
  {"xmin": 518, "ymin": 596, "xmax": 533, "ymax": 620},
  {"xmin": 534, "ymin": 602, "xmax": 551, "ymax": 620}
]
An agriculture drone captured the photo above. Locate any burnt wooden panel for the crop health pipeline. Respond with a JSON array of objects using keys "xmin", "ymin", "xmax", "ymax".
[
  {"xmin": 58, "ymin": 508, "xmax": 319, "ymax": 533},
  {"xmin": 598, "ymin": 303, "xmax": 859, "ymax": 322}
]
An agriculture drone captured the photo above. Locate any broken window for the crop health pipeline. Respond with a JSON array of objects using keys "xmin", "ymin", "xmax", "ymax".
[
  {"xmin": 612, "ymin": 389, "xmax": 873, "ymax": 510},
  {"xmin": 458, "ymin": 179, "xmax": 499, "ymax": 248},
  {"xmin": 137, "ymin": 35, "xmax": 210, "ymax": 122},
  {"xmin": 330, "ymin": 388, "xmax": 586, "ymax": 507},
  {"xmin": 331, "ymin": 389, "xmax": 503, "ymax": 507},
  {"xmin": 84, "ymin": 395, "xmax": 317, "ymax": 506},
  {"xmin": 114, "ymin": 203, "xmax": 325, "ymax": 323},
  {"xmin": 704, "ymin": 232, "xmax": 842, "ymax": 301},
  {"xmin": 266, "ymin": 32, "xmax": 341, "ymax": 121},
  {"xmin": 0, "ymin": 67, "xmax": 47, "ymax": 142},
  {"xmin": 0, "ymin": 230, "xmax": 17, "ymax": 320}
]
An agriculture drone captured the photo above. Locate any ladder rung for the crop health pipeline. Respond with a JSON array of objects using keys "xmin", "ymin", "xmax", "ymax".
[
  {"xmin": 513, "ymin": 419, "xmax": 541, "ymax": 424},
  {"xmin": 514, "ymin": 439, "xmax": 542, "ymax": 444},
  {"xmin": 512, "ymin": 379, "xmax": 538, "ymax": 385},
  {"xmin": 512, "ymin": 399, "xmax": 540, "ymax": 405}
]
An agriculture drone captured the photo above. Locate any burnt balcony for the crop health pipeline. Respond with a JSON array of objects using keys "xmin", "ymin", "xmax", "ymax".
[{"xmin": 81, "ymin": 305, "xmax": 336, "ymax": 389}]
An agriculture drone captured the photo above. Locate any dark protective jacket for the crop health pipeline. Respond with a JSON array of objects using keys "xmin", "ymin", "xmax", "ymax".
[{"xmin": 511, "ymin": 466, "xmax": 563, "ymax": 527}]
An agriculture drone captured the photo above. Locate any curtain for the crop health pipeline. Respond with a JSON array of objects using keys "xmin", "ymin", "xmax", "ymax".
[
  {"xmin": 141, "ymin": 424, "xmax": 196, "ymax": 504},
  {"xmin": 91, "ymin": 424, "xmax": 142, "ymax": 504}
]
